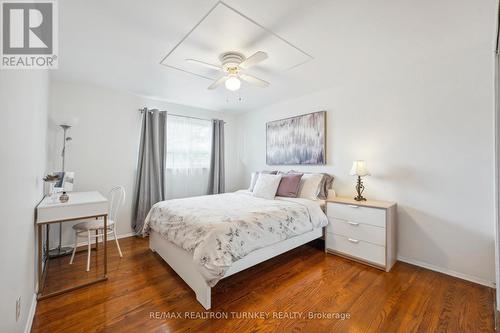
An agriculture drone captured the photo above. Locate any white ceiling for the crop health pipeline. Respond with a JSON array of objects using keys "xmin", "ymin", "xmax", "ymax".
[
  {"xmin": 160, "ymin": 2, "xmax": 312, "ymax": 82},
  {"xmin": 53, "ymin": 0, "xmax": 493, "ymax": 112}
]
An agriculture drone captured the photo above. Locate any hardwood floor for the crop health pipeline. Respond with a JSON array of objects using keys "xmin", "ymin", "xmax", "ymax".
[{"xmin": 32, "ymin": 236, "xmax": 495, "ymax": 333}]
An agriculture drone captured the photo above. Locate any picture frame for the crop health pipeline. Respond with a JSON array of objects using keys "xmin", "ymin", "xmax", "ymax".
[{"xmin": 266, "ymin": 111, "xmax": 326, "ymax": 165}]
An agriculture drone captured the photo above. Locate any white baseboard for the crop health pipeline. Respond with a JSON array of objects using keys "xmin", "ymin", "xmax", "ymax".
[
  {"xmin": 24, "ymin": 293, "xmax": 37, "ymax": 333},
  {"xmin": 397, "ymin": 255, "xmax": 495, "ymax": 288}
]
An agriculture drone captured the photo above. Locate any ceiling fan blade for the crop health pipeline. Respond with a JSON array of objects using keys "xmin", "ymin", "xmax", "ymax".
[
  {"xmin": 239, "ymin": 51, "xmax": 268, "ymax": 69},
  {"xmin": 240, "ymin": 73, "xmax": 270, "ymax": 88},
  {"xmin": 186, "ymin": 58, "xmax": 222, "ymax": 70},
  {"xmin": 208, "ymin": 76, "xmax": 228, "ymax": 90}
]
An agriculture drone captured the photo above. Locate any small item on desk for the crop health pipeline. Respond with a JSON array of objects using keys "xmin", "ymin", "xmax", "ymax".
[
  {"xmin": 43, "ymin": 174, "xmax": 61, "ymax": 182},
  {"xmin": 43, "ymin": 173, "xmax": 62, "ymax": 202},
  {"xmin": 51, "ymin": 187, "xmax": 63, "ymax": 203},
  {"xmin": 59, "ymin": 191, "xmax": 69, "ymax": 203}
]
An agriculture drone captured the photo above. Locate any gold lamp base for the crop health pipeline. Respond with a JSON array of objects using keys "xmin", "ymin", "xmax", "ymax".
[{"xmin": 354, "ymin": 176, "xmax": 367, "ymax": 201}]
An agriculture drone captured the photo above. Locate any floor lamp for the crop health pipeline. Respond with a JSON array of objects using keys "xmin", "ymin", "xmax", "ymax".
[{"xmin": 48, "ymin": 124, "xmax": 74, "ymax": 258}]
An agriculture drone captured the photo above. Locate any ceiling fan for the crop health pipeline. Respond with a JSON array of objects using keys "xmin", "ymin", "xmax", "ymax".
[{"xmin": 186, "ymin": 51, "xmax": 270, "ymax": 91}]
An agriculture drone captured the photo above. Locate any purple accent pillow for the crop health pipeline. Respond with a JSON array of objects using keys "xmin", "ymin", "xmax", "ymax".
[{"xmin": 276, "ymin": 173, "xmax": 303, "ymax": 197}]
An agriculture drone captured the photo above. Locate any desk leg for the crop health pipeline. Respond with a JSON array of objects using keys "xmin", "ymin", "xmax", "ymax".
[
  {"xmin": 95, "ymin": 230, "xmax": 99, "ymax": 251},
  {"xmin": 45, "ymin": 224, "xmax": 49, "ymax": 261},
  {"xmin": 104, "ymin": 214, "xmax": 107, "ymax": 276},
  {"xmin": 37, "ymin": 224, "xmax": 49, "ymax": 298},
  {"xmin": 37, "ymin": 224, "xmax": 42, "ymax": 294}
]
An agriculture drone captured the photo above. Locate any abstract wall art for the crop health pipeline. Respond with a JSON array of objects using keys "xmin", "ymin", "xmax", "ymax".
[{"xmin": 266, "ymin": 111, "xmax": 326, "ymax": 165}]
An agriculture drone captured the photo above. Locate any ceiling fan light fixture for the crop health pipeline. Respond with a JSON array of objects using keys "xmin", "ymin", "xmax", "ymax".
[
  {"xmin": 188, "ymin": 51, "xmax": 269, "ymax": 91},
  {"xmin": 225, "ymin": 76, "xmax": 241, "ymax": 91}
]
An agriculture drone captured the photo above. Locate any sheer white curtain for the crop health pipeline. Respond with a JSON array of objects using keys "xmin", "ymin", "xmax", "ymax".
[{"xmin": 165, "ymin": 115, "xmax": 212, "ymax": 199}]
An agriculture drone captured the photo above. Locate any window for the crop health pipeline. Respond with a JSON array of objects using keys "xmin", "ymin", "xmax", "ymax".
[
  {"xmin": 166, "ymin": 115, "xmax": 212, "ymax": 169},
  {"xmin": 165, "ymin": 115, "xmax": 212, "ymax": 199}
]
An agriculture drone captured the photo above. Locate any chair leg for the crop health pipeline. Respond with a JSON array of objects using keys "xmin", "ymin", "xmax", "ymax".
[
  {"xmin": 86, "ymin": 231, "xmax": 91, "ymax": 272},
  {"xmin": 69, "ymin": 230, "xmax": 78, "ymax": 264},
  {"xmin": 113, "ymin": 229, "xmax": 123, "ymax": 257}
]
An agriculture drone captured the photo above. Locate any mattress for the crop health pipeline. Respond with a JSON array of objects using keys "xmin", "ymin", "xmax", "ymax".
[{"xmin": 142, "ymin": 191, "xmax": 328, "ymax": 286}]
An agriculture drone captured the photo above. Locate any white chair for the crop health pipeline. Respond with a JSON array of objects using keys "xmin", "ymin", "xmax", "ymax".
[{"xmin": 69, "ymin": 186, "xmax": 125, "ymax": 271}]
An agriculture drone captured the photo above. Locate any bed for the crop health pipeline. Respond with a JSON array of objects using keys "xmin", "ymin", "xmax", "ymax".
[{"xmin": 142, "ymin": 190, "xmax": 328, "ymax": 309}]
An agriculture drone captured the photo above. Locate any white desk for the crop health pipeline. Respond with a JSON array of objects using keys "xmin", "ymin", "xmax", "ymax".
[{"xmin": 36, "ymin": 191, "xmax": 109, "ymax": 300}]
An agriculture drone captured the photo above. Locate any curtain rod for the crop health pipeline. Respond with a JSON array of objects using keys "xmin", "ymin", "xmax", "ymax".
[{"xmin": 138, "ymin": 108, "xmax": 225, "ymax": 123}]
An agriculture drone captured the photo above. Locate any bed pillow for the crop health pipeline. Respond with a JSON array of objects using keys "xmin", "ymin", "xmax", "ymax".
[
  {"xmin": 317, "ymin": 174, "xmax": 334, "ymax": 200},
  {"xmin": 249, "ymin": 171, "xmax": 279, "ymax": 192},
  {"xmin": 252, "ymin": 174, "xmax": 282, "ymax": 200},
  {"xmin": 276, "ymin": 173, "xmax": 303, "ymax": 197},
  {"xmin": 289, "ymin": 171, "xmax": 334, "ymax": 200},
  {"xmin": 297, "ymin": 173, "xmax": 324, "ymax": 200},
  {"xmin": 248, "ymin": 172, "xmax": 260, "ymax": 191}
]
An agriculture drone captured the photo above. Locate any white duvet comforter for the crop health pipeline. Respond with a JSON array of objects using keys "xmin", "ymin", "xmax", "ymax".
[{"xmin": 142, "ymin": 190, "xmax": 328, "ymax": 286}]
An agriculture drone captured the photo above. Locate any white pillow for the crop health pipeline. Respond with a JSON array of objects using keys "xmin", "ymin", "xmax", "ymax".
[
  {"xmin": 248, "ymin": 172, "xmax": 260, "ymax": 191},
  {"xmin": 252, "ymin": 174, "xmax": 282, "ymax": 200},
  {"xmin": 297, "ymin": 173, "xmax": 323, "ymax": 200}
]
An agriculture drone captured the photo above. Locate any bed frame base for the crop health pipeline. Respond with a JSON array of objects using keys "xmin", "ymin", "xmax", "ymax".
[{"xmin": 149, "ymin": 227, "xmax": 323, "ymax": 310}]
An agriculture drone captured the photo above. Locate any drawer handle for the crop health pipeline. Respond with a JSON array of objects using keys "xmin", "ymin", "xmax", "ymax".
[
  {"xmin": 348, "ymin": 238, "xmax": 359, "ymax": 244},
  {"xmin": 347, "ymin": 221, "xmax": 359, "ymax": 226},
  {"xmin": 348, "ymin": 204, "xmax": 359, "ymax": 208}
]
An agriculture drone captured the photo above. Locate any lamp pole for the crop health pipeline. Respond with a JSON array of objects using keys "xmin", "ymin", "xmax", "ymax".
[
  {"xmin": 61, "ymin": 124, "xmax": 71, "ymax": 171},
  {"xmin": 48, "ymin": 124, "xmax": 74, "ymax": 258}
]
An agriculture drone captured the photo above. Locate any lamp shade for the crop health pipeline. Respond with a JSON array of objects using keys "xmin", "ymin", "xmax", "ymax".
[{"xmin": 350, "ymin": 160, "xmax": 370, "ymax": 177}]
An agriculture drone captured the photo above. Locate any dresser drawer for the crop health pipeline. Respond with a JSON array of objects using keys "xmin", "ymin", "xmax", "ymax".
[
  {"xmin": 326, "ymin": 233, "xmax": 386, "ymax": 266},
  {"xmin": 327, "ymin": 217, "xmax": 385, "ymax": 246},
  {"xmin": 327, "ymin": 202, "xmax": 386, "ymax": 228}
]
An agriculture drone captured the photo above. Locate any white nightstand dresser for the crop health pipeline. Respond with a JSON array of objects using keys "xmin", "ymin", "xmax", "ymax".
[{"xmin": 325, "ymin": 197, "xmax": 397, "ymax": 272}]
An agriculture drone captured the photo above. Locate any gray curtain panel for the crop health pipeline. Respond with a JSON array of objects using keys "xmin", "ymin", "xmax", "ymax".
[
  {"xmin": 208, "ymin": 119, "xmax": 225, "ymax": 194},
  {"xmin": 132, "ymin": 109, "xmax": 167, "ymax": 234}
]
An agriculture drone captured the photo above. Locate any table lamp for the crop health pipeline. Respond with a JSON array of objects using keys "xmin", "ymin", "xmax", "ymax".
[{"xmin": 350, "ymin": 160, "xmax": 370, "ymax": 201}]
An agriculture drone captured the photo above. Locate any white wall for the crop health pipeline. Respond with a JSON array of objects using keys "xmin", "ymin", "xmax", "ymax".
[
  {"xmin": 47, "ymin": 80, "xmax": 243, "ymax": 247},
  {"xmin": 0, "ymin": 71, "xmax": 49, "ymax": 333},
  {"xmin": 236, "ymin": 6, "xmax": 496, "ymax": 285}
]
